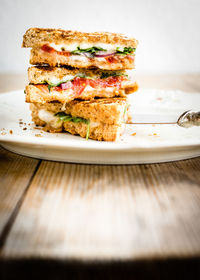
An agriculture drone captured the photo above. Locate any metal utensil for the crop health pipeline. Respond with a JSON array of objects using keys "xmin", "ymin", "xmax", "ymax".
[{"xmin": 128, "ymin": 110, "xmax": 200, "ymax": 127}]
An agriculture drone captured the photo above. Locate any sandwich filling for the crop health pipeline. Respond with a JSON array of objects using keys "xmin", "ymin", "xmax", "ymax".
[
  {"xmin": 26, "ymin": 72, "xmax": 138, "ymax": 104},
  {"xmin": 56, "ymin": 112, "xmax": 90, "ymax": 140},
  {"xmin": 34, "ymin": 74, "xmax": 130, "ymax": 97},
  {"xmin": 38, "ymin": 109, "xmax": 90, "ymax": 139},
  {"xmin": 40, "ymin": 44, "xmax": 135, "ymax": 64}
]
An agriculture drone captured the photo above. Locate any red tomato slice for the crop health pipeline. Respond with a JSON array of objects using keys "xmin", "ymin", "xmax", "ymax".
[
  {"xmin": 106, "ymin": 56, "xmax": 118, "ymax": 63},
  {"xmin": 41, "ymin": 45, "xmax": 55, "ymax": 53},
  {"xmin": 41, "ymin": 45, "xmax": 70, "ymax": 56},
  {"xmin": 35, "ymin": 84, "xmax": 49, "ymax": 93},
  {"xmin": 72, "ymin": 77, "xmax": 89, "ymax": 96}
]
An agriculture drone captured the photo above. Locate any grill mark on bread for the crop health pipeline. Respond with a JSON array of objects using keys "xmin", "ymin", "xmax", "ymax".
[
  {"xmin": 29, "ymin": 98, "xmax": 127, "ymax": 125},
  {"xmin": 22, "ymin": 28, "xmax": 138, "ymax": 48},
  {"xmin": 30, "ymin": 103, "xmax": 125, "ymax": 141}
]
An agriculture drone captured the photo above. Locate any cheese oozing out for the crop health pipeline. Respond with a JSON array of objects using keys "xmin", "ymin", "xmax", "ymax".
[
  {"xmin": 38, "ymin": 109, "xmax": 62, "ymax": 129},
  {"xmin": 38, "ymin": 109, "xmax": 100, "ymax": 129},
  {"xmin": 69, "ymin": 55, "xmax": 90, "ymax": 63},
  {"xmin": 45, "ymin": 75, "xmax": 75, "ymax": 85}
]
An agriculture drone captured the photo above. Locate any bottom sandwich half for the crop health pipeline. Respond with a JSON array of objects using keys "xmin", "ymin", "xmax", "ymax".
[{"xmin": 30, "ymin": 98, "xmax": 129, "ymax": 141}]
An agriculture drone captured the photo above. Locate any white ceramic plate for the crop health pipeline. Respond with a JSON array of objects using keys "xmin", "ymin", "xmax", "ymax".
[{"xmin": 0, "ymin": 89, "xmax": 200, "ymax": 164}]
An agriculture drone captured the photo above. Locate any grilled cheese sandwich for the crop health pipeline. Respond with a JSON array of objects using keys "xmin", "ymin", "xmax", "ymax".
[
  {"xmin": 26, "ymin": 66, "xmax": 138, "ymax": 104},
  {"xmin": 30, "ymin": 98, "xmax": 128, "ymax": 141},
  {"xmin": 23, "ymin": 28, "xmax": 138, "ymax": 70}
]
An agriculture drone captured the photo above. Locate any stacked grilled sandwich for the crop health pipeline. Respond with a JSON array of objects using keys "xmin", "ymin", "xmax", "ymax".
[{"xmin": 22, "ymin": 28, "xmax": 138, "ymax": 141}]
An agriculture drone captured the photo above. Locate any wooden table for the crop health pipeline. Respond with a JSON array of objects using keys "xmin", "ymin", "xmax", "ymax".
[{"xmin": 0, "ymin": 74, "xmax": 200, "ymax": 279}]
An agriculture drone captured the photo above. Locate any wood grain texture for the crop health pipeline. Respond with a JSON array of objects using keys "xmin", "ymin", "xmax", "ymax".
[
  {"xmin": 0, "ymin": 74, "xmax": 27, "ymax": 93},
  {"xmin": 0, "ymin": 147, "xmax": 40, "ymax": 246},
  {"xmin": 1, "ymin": 159, "xmax": 200, "ymax": 260}
]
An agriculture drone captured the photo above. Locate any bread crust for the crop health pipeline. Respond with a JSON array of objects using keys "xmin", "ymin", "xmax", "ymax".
[
  {"xmin": 29, "ymin": 98, "xmax": 127, "ymax": 125},
  {"xmin": 22, "ymin": 28, "xmax": 138, "ymax": 48},
  {"xmin": 30, "ymin": 48, "xmax": 135, "ymax": 70}
]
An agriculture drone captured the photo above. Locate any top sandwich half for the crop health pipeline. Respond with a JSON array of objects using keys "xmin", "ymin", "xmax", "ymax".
[{"xmin": 22, "ymin": 28, "xmax": 138, "ymax": 70}]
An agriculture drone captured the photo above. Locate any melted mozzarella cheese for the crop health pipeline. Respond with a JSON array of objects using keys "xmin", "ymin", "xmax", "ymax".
[
  {"xmin": 38, "ymin": 109, "xmax": 62, "ymax": 128},
  {"xmin": 83, "ymin": 85, "xmax": 95, "ymax": 92},
  {"xmin": 38, "ymin": 109, "xmax": 94, "ymax": 128},
  {"xmin": 94, "ymin": 57, "xmax": 106, "ymax": 62},
  {"xmin": 70, "ymin": 55, "xmax": 89, "ymax": 62},
  {"xmin": 47, "ymin": 75, "xmax": 75, "ymax": 85},
  {"xmin": 83, "ymin": 85, "xmax": 115, "ymax": 93}
]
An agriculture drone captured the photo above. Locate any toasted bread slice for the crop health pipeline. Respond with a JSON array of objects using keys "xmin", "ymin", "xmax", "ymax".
[
  {"xmin": 28, "ymin": 66, "xmax": 127, "ymax": 82},
  {"xmin": 30, "ymin": 98, "xmax": 128, "ymax": 141},
  {"xmin": 22, "ymin": 28, "xmax": 138, "ymax": 48},
  {"xmin": 22, "ymin": 28, "xmax": 137, "ymax": 70},
  {"xmin": 30, "ymin": 98, "xmax": 127, "ymax": 125}
]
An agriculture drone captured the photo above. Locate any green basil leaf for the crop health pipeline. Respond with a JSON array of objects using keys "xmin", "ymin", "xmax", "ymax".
[
  {"xmin": 45, "ymin": 74, "xmax": 89, "ymax": 91},
  {"xmin": 55, "ymin": 112, "xmax": 90, "ymax": 140},
  {"xmin": 70, "ymin": 46, "xmax": 135, "ymax": 56},
  {"xmin": 86, "ymin": 121, "xmax": 90, "ymax": 140},
  {"xmin": 116, "ymin": 47, "xmax": 136, "ymax": 55},
  {"xmin": 46, "ymin": 81, "xmax": 64, "ymax": 91},
  {"xmin": 55, "ymin": 112, "xmax": 71, "ymax": 121},
  {"xmin": 71, "ymin": 46, "xmax": 106, "ymax": 55},
  {"xmin": 55, "ymin": 113, "xmax": 88, "ymax": 124},
  {"xmin": 100, "ymin": 72, "xmax": 128, "ymax": 79},
  {"xmin": 48, "ymin": 84, "xmax": 53, "ymax": 92},
  {"xmin": 75, "ymin": 73, "xmax": 87, "ymax": 78}
]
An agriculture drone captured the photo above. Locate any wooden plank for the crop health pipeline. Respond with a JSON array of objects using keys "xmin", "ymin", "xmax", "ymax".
[
  {"xmin": 1, "ymin": 158, "xmax": 200, "ymax": 260},
  {"xmin": 0, "ymin": 147, "xmax": 40, "ymax": 247},
  {"xmin": 0, "ymin": 74, "xmax": 27, "ymax": 93}
]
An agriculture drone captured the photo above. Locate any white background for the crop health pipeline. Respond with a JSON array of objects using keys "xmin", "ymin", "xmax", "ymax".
[{"xmin": 0, "ymin": 0, "xmax": 199, "ymax": 73}]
